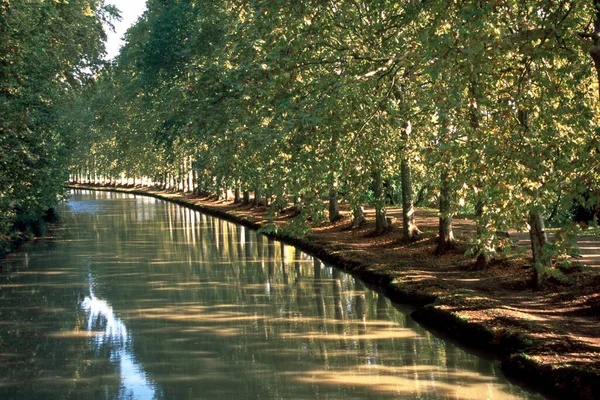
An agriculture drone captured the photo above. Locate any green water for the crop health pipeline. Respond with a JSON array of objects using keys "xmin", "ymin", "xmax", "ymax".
[{"xmin": 0, "ymin": 190, "xmax": 544, "ymax": 399}]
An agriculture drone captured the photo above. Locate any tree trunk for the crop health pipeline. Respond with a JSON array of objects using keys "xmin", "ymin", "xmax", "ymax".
[
  {"xmin": 414, "ymin": 184, "xmax": 429, "ymax": 207},
  {"xmin": 243, "ymin": 190, "xmax": 250, "ymax": 205},
  {"xmin": 373, "ymin": 169, "xmax": 389, "ymax": 235},
  {"xmin": 293, "ymin": 196, "xmax": 303, "ymax": 216},
  {"xmin": 192, "ymin": 169, "xmax": 199, "ymax": 194},
  {"xmin": 328, "ymin": 135, "xmax": 341, "ymax": 223},
  {"xmin": 179, "ymin": 161, "xmax": 185, "ymax": 191},
  {"xmin": 529, "ymin": 206, "xmax": 551, "ymax": 288},
  {"xmin": 328, "ymin": 188, "xmax": 341, "ymax": 223},
  {"xmin": 435, "ymin": 169, "xmax": 455, "ymax": 254},
  {"xmin": 187, "ymin": 157, "xmax": 194, "ymax": 193},
  {"xmin": 584, "ymin": 1, "xmax": 600, "ymax": 99},
  {"xmin": 182, "ymin": 165, "xmax": 188, "ymax": 193},
  {"xmin": 474, "ymin": 199, "xmax": 494, "ymax": 270},
  {"xmin": 254, "ymin": 187, "xmax": 263, "ymax": 207},
  {"xmin": 352, "ymin": 205, "xmax": 366, "ymax": 228},
  {"xmin": 400, "ymin": 121, "xmax": 421, "ymax": 241},
  {"xmin": 215, "ymin": 177, "xmax": 222, "ymax": 199},
  {"xmin": 401, "ymin": 156, "xmax": 421, "ymax": 241},
  {"xmin": 234, "ymin": 185, "xmax": 241, "ymax": 204}
]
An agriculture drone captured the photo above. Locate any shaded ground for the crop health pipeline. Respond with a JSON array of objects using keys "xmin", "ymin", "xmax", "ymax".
[{"xmin": 69, "ymin": 185, "xmax": 600, "ymax": 399}]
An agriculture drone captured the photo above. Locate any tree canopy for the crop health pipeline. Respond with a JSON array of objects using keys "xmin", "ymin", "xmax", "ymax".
[
  {"xmin": 9, "ymin": 0, "xmax": 600, "ymax": 285},
  {"xmin": 0, "ymin": 0, "xmax": 117, "ymax": 243}
]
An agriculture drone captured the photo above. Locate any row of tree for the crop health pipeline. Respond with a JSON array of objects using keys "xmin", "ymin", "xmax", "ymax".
[
  {"xmin": 66, "ymin": 0, "xmax": 600, "ymax": 286},
  {"xmin": 0, "ymin": 0, "xmax": 116, "ymax": 245}
]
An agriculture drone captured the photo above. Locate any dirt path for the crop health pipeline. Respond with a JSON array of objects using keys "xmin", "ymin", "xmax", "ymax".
[{"xmin": 70, "ymin": 185, "xmax": 600, "ymax": 399}]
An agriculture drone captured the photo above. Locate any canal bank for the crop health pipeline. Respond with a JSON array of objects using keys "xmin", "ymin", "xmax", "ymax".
[
  {"xmin": 0, "ymin": 208, "xmax": 59, "ymax": 260},
  {"xmin": 67, "ymin": 184, "xmax": 600, "ymax": 400}
]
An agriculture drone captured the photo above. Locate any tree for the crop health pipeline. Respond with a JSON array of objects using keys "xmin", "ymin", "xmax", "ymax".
[{"xmin": 0, "ymin": 0, "xmax": 115, "ymax": 238}]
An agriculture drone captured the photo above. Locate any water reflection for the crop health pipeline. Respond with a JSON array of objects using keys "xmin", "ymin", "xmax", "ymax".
[
  {"xmin": 0, "ymin": 190, "xmax": 544, "ymax": 400},
  {"xmin": 82, "ymin": 271, "xmax": 156, "ymax": 400}
]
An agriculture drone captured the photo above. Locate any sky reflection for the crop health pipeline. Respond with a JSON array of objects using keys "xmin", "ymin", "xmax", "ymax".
[{"xmin": 82, "ymin": 273, "xmax": 157, "ymax": 400}]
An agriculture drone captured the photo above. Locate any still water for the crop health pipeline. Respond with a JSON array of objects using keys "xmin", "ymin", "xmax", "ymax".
[{"xmin": 0, "ymin": 190, "xmax": 543, "ymax": 400}]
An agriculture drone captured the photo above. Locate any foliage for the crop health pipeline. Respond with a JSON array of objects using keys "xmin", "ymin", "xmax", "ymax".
[
  {"xmin": 0, "ymin": 0, "xmax": 115, "ymax": 238},
  {"xmin": 63, "ymin": 1, "xmax": 600, "ymax": 285}
]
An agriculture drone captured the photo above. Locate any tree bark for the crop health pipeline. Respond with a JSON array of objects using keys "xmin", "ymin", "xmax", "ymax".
[
  {"xmin": 187, "ymin": 157, "xmax": 194, "ymax": 193},
  {"xmin": 529, "ymin": 203, "xmax": 551, "ymax": 288},
  {"xmin": 373, "ymin": 169, "xmax": 389, "ymax": 235},
  {"xmin": 352, "ymin": 205, "xmax": 366, "ymax": 228},
  {"xmin": 474, "ymin": 199, "xmax": 493, "ymax": 270},
  {"xmin": 328, "ymin": 135, "xmax": 341, "ymax": 223},
  {"xmin": 254, "ymin": 187, "xmax": 263, "ymax": 207},
  {"xmin": 293, "ymin": 196, "xmax": 303, "ymax": 216},
  {"xmin": 400, "ymin": 122, "xmax": 421, "ymax": 241},
  {"xmin": 234, "ymin": 185, "xmax": 241, "ymax": 204},
  {"xmin": 414, "ymin": 184, "xmax": 429, "ymax": 207},
  {"xmin": 328, "ymin": 187, "xmax": 341, "ymax": 223},
  {"xmin": 401, "ymin": 156, "xmax": 421, "ymax": 241},
  {"xmin": 578, "ymin": 1, "xmax": 600, "ymax": 98},
  {"xmin": 192, "ymin": 169, "xmax": 199, "ymax": 194},
  {"xmin": 243, "ymin": 190, "xmax": 250, "ymax": 205},
  {"xmin": 435, "ymin": 169, "xmax": 455, "ymax": 254}
]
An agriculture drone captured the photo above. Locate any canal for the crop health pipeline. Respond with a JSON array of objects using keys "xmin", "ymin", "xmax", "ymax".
[{"xmin": 0, "ymin": 190, "xmax": 543, "ymax": 399}]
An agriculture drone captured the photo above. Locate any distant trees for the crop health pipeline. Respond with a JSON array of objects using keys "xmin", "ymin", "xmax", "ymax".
[{"xmin": 66, "ymin": 1, "xmax": 600, "ymax": 286}]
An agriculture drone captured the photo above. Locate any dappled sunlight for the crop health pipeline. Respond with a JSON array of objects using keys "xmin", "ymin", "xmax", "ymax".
[
  {"xmin": 136, "ymin": 326, "xmax": 182, "ymax": 335},
  {"xmin": 132, "ymin": 305, "xmax": 209, "ymax": 314},
  {"xmin": 180, "ymin": 326, "xmax": 244, "ymax": 337},
  {"xmin": 153, "ymin": 372, "xmax": 231, "ymax": 383},
  {"xmin": 489, "ymin": 307, "xmax": 547, "ymax": 322},
  {"xmin": 280, "ymin": 328, "xmax": 420, "ymax": 341},
  {"xmin": 29, "ymin": 374, "xmax": 122, "ymax": 384},
  {"xmin": 16, "ymin": 270, "xmax": 71, "ymax": 276},
  {"xmin": 0, "ymin": 282, "xmax": 89, "ymax": 289},
  {"xmin": 100, "ymin": 272, "xmax": 146, "ymax": 279},
  {"xmin": 132, "ymin": 307, "xmax": 266, "ymax": 325},
  {"xmin": 147, "ymin": 281, "xmax": 236, "ymax": 288},
  {"xmin": 49, "ymin": 330, "xmax": 105, "ymax": 338},
  {"xmin": 284, "ymin": 367, "xmax": 524, "ymax": 400},
  {"xmin": 357, "ymin": 364, "xmax": 499, "ymax": 382},
  {"xmin": 272, "ymin": 316, "xmax": 398, "ymax": 327},
  {"xmin": 151, "ymin": 350, "xmax": 216, "ymax": 356},
  {"xmin": 209, "ymin": 303, "xmax": 268, "ymax": 309},
  {"xmin": 243, "ymin": 283, "xmax": 290, "ymax": 290}
]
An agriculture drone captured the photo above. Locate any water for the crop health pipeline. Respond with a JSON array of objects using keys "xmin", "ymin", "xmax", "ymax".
[{"xmin": 0, "ymin": 190, "xmax": 544, "ymax": 399}]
